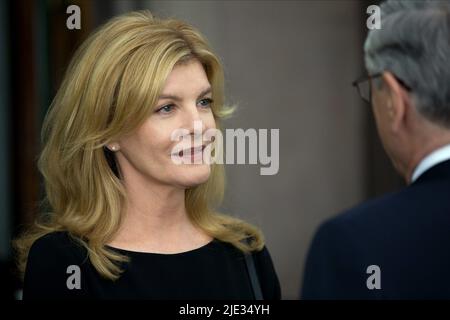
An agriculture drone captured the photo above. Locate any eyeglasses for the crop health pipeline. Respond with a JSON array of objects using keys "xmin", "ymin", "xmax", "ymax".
[{"xmin": 352, "ymin": 73, "xmax": 411, "ymax": 104}]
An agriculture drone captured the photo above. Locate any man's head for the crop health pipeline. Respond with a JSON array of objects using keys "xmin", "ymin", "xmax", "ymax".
[{"xmin": 363, "ymin": 0, "xmax": 450, "ymax": 182}]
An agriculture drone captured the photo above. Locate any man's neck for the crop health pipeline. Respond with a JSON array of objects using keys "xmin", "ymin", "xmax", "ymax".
[{"xmin": 405, "ymin": 137, "xmax": 450, "ymax": 184}]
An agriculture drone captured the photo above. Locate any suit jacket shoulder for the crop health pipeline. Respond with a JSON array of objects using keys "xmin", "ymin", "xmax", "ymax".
[{"xmin": 302, "ymin": 161, "xmax": 450, "ymax": 299}]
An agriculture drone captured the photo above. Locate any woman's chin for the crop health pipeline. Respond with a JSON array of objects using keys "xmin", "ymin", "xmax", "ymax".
[{"xmin": 175, "ymin": 165, "xmax": 211, "ymax": 188}]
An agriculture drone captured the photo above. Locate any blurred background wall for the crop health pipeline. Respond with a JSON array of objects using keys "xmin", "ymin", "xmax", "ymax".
[{"xmin": 0, "ymin": 0, "xmax": 403, "ymax": 299}]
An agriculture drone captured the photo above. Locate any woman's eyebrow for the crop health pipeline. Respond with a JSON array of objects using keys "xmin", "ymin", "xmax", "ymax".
[{"xmin": 158, "ymin": 87, "xmax": 212, "ymax": 101}]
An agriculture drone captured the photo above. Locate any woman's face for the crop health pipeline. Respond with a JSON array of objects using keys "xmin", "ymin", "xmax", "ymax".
[{"xmin": 113, "ymin": 59, "xmax": 216, "ymax": 189}]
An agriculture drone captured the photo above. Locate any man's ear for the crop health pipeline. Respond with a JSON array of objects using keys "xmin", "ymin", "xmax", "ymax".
[{"xmin": 382, "ymin": 71, "xmax": 410, "ymax": 133}]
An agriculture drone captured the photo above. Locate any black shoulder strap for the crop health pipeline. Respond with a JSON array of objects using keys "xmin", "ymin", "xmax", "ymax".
[{"xmin": 243, "ymin": 239, "xmax": 263, "ymax": 300}]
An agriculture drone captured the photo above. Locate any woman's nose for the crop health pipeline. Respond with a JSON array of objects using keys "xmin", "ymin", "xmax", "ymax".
[{"xmin": 183, "ymin": 103, "xmax": 204, "ymax": 133}]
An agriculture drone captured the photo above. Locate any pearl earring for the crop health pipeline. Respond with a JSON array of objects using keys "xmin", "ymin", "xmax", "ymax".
[{"xmin": 111, "ymin": 146, "xmax": 117, "ymax": 151}]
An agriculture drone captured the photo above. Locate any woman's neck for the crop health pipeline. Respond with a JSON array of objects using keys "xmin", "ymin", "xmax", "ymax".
[{"xmin": 108, "ymin": 170, "xmax": 211, "ymax": 253}]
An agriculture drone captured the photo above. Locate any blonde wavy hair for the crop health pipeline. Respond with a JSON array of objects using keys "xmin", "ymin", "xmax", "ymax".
[{"xmin": 14, "ymin": 10, "xmax": 264, "ymax": 281}]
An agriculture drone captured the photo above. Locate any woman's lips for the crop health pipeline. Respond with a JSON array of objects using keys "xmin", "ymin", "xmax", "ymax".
[{"xmin": 174, "ymin": 145, "xmax": 206, "ymax": 157}]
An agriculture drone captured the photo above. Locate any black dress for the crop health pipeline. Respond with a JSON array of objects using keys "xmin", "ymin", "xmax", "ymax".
[{"xmin": 23, "ymin": 231, "xmax": 281, "ymax": 299}]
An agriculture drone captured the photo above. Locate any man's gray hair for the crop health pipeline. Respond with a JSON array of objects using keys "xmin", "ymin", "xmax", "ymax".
[{"xmin": 364, "ymin": 0, "xmax": 450, "ymax": 127}]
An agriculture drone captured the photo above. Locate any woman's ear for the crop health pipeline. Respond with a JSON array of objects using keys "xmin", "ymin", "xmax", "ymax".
[{"xmin": 107, "ymin": 143, "xmax": 121, "ymax": 152}]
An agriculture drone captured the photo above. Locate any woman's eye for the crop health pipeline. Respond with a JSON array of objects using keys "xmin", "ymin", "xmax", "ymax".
[
  {"xmin": 156, "ymin": 104, "xmax": 175, "ymax": 114},
  {"xmin": 198, "ymin": 98, "xmax": 213, "ymax": 108}
]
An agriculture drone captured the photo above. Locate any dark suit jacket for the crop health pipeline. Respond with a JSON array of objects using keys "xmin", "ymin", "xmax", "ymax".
[{"xmin": 301, "ymin": 159, "xmax": 450, "ymax": 299}]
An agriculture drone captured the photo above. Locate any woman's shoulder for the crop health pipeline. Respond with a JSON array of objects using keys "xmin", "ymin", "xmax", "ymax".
[
  {"xmin": 251, "ymin": 245, "xmax": 282, "ymax": 300},
  {"xmin": 24, "ymin": 231, "xmax": 90, "ymax": 299},
  {"xmin": 216, "ymin": 239, "xmax": 281, "ymax": 299},
  {"xmin": 28, "ymin": 231, "xmax": 88, "ymax": 264}
]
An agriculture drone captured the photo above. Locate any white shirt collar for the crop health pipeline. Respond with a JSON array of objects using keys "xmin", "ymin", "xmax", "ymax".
[{"xmin": 411, "ymin": 143, "xmax": 450, "ymax": 183}]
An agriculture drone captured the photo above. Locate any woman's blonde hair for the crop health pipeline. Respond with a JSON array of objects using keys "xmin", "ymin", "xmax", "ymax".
[{"xmin": 14, "ymin": 10, "xmax": 263, "ymax": 280}]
